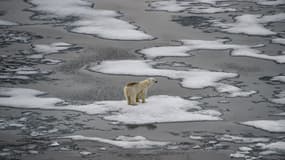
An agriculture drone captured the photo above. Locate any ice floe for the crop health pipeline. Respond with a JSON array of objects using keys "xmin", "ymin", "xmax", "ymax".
[
  {"xmin": 149, "ymin": 0, "xmax": 191, "ymax": 12},
  {"xmin": 28, "ymin": 0, "xmax": 153, "ymax": 40},
  {"xmin": 33, "ymin": 42, "xmax": 73, "ymax": 54},
  {"xmin": 62, "ymin": 135, "xmax": 170, "ymax": 149},
  {"xmin": 255, "ymin": 0, "xmax": 285, "ymax": 5},
  {"xmin": 188, "ymin": 6, "xmax": 236, "ymax": 14},
  {"xmin": 241, "ymin": 120, "xmax": 285, "ymax": 132},
  {"xmin": 271, "ymin": 76, "xmax": 285, "ymax": 83},
  {"xmin": 148, "ymin": 0, "xmax": 236, "ymax": 13},
  {"xmin": 254, "ymin": 141, "xmax": 285, "ymax": 156},
  {"xmin": 90, "ymin": 59, "xmax": 256, "ymax": 97},
  {"xmin": 139, "ymin": 39, "xmax": 285, "ymax": 63},
  {"xmin": 0, "ymin": 87, "xmax": 222, "ymax": 124},
  {"xmin": 0, "ymin": 20, "xmax": 18, "ymax": 26},
  {"xmin": 218, "ymin": 134, "xmax": 270, "ymax": 143},
  {"xmin": 272, "ymin": 38, "xmax": 285, "ymax": 45},
  {"xmin": 212, "ymin": 13, "xmax": 285, "ymax": 36},
  {"xmin": 271, "ymin": 90, "xmax": 285, "ymax": 104}
]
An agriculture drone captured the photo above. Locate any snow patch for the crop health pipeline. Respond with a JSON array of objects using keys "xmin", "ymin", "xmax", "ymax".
[
  {"xmin": 255, "ymin": 0, "xmax": 285, "ymax": 5},
  {"xmin": 0, "ymin": 20, "xmax": 18, "ymax": 26},
  {"xmin": 212, "ymin": 13, "xmax": 285, "ymax": 36},
  {"xmin": 0, "ymin": 87, "xmax": 222, "ymax": 124},
  {"xmin": 272, "ymin": 38, "xmax": 285, "ymax": 45},
  {"xmin": 218, "ymin": 134, "xmax": 270, "ymax": 143},
  {"xmin": 28, "ymin": 0, "xmax": 153, "ymax": 40},
  {"xmin": 241, "ymin": 120, "xmax": 285, "ymax": 132},
  {"xmin": 271, "ymin": 76, "xmax": 285, "ymax": 83},
  {"xmin": 148, "ymin": 0, "xmax": 236, "ymax": 13},
  {"xmin": 33, "ymin": 42, "xmax": 72, "ymax": 54},
  {"xmin": 62, "ymin": 135, "xmax": 170, "ymax": 149},
  {"xmin": 271, "ymin": 90, "xmax": 285, "ymax": 105},
  {"xmin": 139, "ymin": 39, "xmax": 285, "ymax": 63}
]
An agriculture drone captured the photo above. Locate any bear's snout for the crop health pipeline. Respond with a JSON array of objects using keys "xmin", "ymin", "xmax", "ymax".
[{"xmin": 154, "ymin": 80, "xmax": 158, "ymax": 83}]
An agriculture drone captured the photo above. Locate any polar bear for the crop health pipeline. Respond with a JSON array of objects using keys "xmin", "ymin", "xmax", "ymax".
[{"xmin": 124, "ymin": 78, "xmax": 158, "ymax": 105}]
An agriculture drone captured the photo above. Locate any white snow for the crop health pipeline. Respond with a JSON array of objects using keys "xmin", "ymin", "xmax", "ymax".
[
  {"xmin": 257, "ymin": 141, "xmax": 285, "ymax": 155},
  {"xmin": 271, "ymin": 90, "xmax": 285, "ymax": 105},
  {"xmin": 79, "ymin": 151, "xmax": 92, "ymax": 155},
  {"xmin": 0, "ymin": 75, "xmax": 30, "ymax": 80},
  {"xmin": 271, "ymin": 76, "xmax": 285, "ymax": 83},
  {"xmin": 149, "ymin": 0, "xmax": 191, "ymax": 12},
  {"xmin": 241, "ymin": 120, "xmax": 285, "ymax": 132},
  {"xmin": 272, "ymin": 38, "xmax": 285, "ymax": 45},
  {"xmin": 139, "ymin": 39, "xmax": 285, "ymax": 63},
  {"xmin": 90, "ymin": 59, "xmax": 255, "ymax": 97},
  {"xmin": 212, "ymin": 13, "xmax": 285, "ymax": 36},
  {"xmin": 49, "ymin": 141, "xmax": 60, "ymax": 147},
  {"xmin": 149, "ymin": 0, "xmax": 235, "ymax": 13},
  {"xmin": 33, "ymin": 42, "xmax": 72, "ymax": 54},
  {"xmin": 62, "ymin": 135, "xmax": 170, "ymax": 149},
  {"xmin": 230, "ymin": 152, "xmax": 247, "ymax": 158},
  {"xmin": 0, "ymin": 87, "xmax": 222, "ymax": 124},
  {"xmin": 0, "ymin": 87, "xmax": 63, "ymax": 109},
  {"xmin": 0, "ymin": 20, "xmax": 18, "ymax": 26},
  {"xmin": 255, "ymin": 0, "xmax": 285, "ymax": 5},
  {"xmin": 218, "ymin": 134, "xmax": 270, "ymax": 143},
  {"xmin": 29, "ymin": 0, "xmax": 153, "ymax": 40},
  {"xmin": 188, "ymin": 6, "xmax": 236, "ymax": 14},
  {"xmin": 189, "ymin": 135, "xmax": 204, "ymax": 140}
]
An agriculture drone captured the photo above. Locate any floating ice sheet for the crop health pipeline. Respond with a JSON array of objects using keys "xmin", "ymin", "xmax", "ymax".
[
  {"xmin": 0, "ymin": 87, "xmax": 222, "ymax": 124},
  {"xmin": 272, "ymin": 38, "xmax": 285, "ymax": 45},
  {"xmin": 28, "ymin": 0, "xmax": 153, "ymax": 40},
  {"xmin": 212, "ymin": 13, "xmax": 285, "ymax": 36},
  {"xmin": 271, "ymin": 76, "xmax": 285, "ymax": 83},
  {"xmin": 62, "ymin": 135, "xmax": 170, "ymax": 149},
  {"xmin": 255, "ymin": 0, "xmax": 285, "ymax": 5},
  {"xmin": 258, "ymin": 141, "xmax": 285, "ymax": 153},
  {"xmin": 148, "ymin": 0, "xmax": 235, "ymax": 13},
  {"xmin": 0, "ymin": 20, "xmax": 18, "ymax": 26},
  {"xmin": 271, "ymin": 90, "xmax": 285, "ymax": 104},
  {"xmin": 241, "ymin": 120, "xmax": 285, "ymax": 132},
  {"xmin": 188, "ymin": 6, "xmax": 236, "ymax": 14},
  {"xmin": 218, "ymin": 134, "xmax": 270, "ymax": 143},
  {"xmin": 33, "ymin": 42, "xmax": 72, "ymax": 54},
  {"xmin": 139, "ymin": 39, "xmax": 285, "ymax": 63},
  {"xmin": 89, "ymin": 59, "xmax": 256, "ymax": 97}
]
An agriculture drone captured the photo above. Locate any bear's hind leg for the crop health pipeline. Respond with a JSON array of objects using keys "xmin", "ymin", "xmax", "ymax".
[{"xmin": 130, "ymin": 95, "xmax": 137, "ymax": 105}]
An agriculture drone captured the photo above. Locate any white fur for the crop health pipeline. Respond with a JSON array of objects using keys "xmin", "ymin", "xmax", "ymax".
[{"xmin": 124, "ymin": 78, "xmax": 157, "ymax": 105}]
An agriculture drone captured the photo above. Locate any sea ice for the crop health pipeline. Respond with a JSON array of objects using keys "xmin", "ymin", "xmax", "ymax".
[
  {"xmin": 33, "ymin": 42, "xmax": 72, "ymax": 54},
  {"xmin": 272, "ymin": 38, "xmax": 285, "ymax": 45},
  {"xmin": 0, "ymin": 20, "xmax": 18, "ymax": 26},
  {"xmin": 256, "ymin": 141, "xmax": 285, "ymax": 155},
  {"xmin": 0, "ymin": 87, "xmax": 222, "ymax": 124},
  {"xmin": 139, "ymin": 39, "xmax": 285, "ymax": 63},
  {"xmin": 271, "ymin": 90, "xmax": 285, "ymax": 104},
  {"xmin": 188, "ymin": 6, "xmax": 236, "ymax": 14},
  {"xmin": 149, "ymin": 0, "xmax": 236, "ymax": 13},
  {"xmin": 90, "ymin": 59, "xmax": 256, "ymax": 97},
  {"xmin": 62, "ymin": 135, "xmax": 170, "ymax": 149},
  {"xmin": 28, "ymin": 0, "xmax": 153, "ymax": 40},
  {"xmin": 212, "ymin": 13, "xmax": 285, "ymax": 36},
  {"xmin": 241, "ymin": 120, "xmax": 285, "ymax": 132},
  {"xmin": 255, "ymin": 0, "xmax": 285, "ymax": 5},
  {"xmin": 271, "ymin": 76, "xmax": 285, "ymax": 83},
  {"xmin": 218, "ymin": 134, "xmax": 270, "ymax": 143}
]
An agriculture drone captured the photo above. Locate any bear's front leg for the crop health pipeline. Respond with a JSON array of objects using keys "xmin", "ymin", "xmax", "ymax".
[
  {"xmin": 136, "ymin": 94, "xmax": 140, "ymax": 103},
  {"xmin": 141, "ymin": 92, "xmax": 146, "ymax": 103}
]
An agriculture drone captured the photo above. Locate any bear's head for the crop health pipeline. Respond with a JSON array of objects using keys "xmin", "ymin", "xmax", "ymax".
[{"xmin": 146, "ymin": 77, "xmax": 158, "ymax": 86}]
